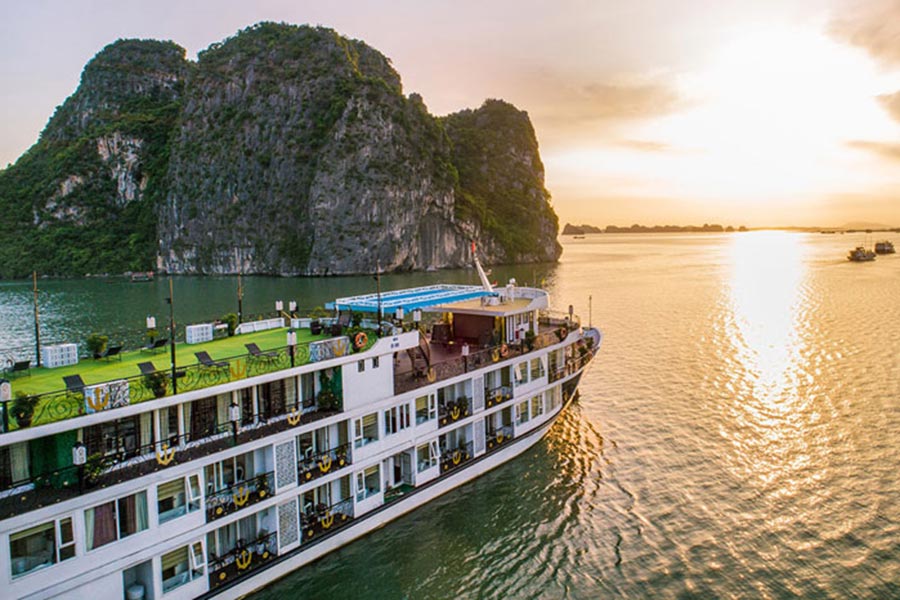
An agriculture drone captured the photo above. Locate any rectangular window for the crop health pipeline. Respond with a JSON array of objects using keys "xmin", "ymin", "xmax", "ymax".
[
  {"xmin": 357, "ymin": 360, "xmax": 365, "ymax": 373},
  {"xmin": 530, "ymin": 357, "xmax": 545, "ymax": 380},
  {"xmin": 158, "ymin": 474, "xmax": 202, "ymax": 524},
  {"xmin": 384, "ymin": 404, "xmax": 411, "ymax": 436},
  {"xmin": 355, "ymin": 464, "xmax": 381, "ymax": 501},
  {"xmin": 515, "ymin": 401, "xmax": 530, "ymax": 425},
  {"xmin": 372, "ymin": 356, "xmax": 380, "ymax": 368},
  {"xmin": 85, "ymin": 492, "xmax": 148, "ymax": 551},
  {"xmin": 415, "ymin": 394, "xmax": 436, "ymax": 424},
  {"xmin": 9, "ymin": 517, "xmax": 75, "ymax": 578},
  {"xmin": 416, "ymin": 440, "xmax": 439, "ymax": 473},
  {"xmin": 514, "ymin": 362, "xmax": 528, "ymax": 386},
  {"xmin": 531, "ymin": 395, "xmax": 544, "ymax": 418},
  {"xmin": 161, "ymin": 541, "xmax": 205, "ymax": 593},
  {"xmin": 353, "ymin": 413, "xmax": 379, "ymax": 448}
]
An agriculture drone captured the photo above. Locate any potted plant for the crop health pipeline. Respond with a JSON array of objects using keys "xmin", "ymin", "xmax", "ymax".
[
  {"xmin": 86, "ymin": 333, "xmax": 109, "ymax": 358},
  {"xmin": 317, "ymin": 389, "xmax": 339, "ymax": 411},
  {"xmin": 222, "ymin": 313, "xmax": 238, "ymax": 337},
  {"xmin": 524, "ymin": 330, "xmax": 536, "ymax": 351},
  {"xmin": 144, "ymin": 371, "xmax": 169, "ymax": 398},
  {"xmin": 11, "ymin": 392, "xmax": 39, "ymax": 428}
]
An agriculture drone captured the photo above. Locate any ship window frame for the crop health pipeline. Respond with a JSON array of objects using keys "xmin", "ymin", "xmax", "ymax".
[
  {"xmin": 515, "ymin": 400, "xmax": 530, "ymax": 425},
  {"xmin": 9, "ymin": 516, "xmax": 76, "ymax": 579},
  {"xmin": 415, "ymin": 394, "xmax": 436, "ymax": 424},
  {"xmin": 353, "ymin": 413, "xmax": 379, "ymax": 448},
  {"xmin": 355, "ymin": 464, "xmax": 381, "ymax": 501},
  {"xmin": 531, "ymin": 395, "xmax": 544, "ymax": 418},
  {"xmin": 160, "ymin": 540, "xmax": 205, "ymax": 593},
  {"xmin": 84, "ymin": 491, "xmax": 149, "ymax": 552}
]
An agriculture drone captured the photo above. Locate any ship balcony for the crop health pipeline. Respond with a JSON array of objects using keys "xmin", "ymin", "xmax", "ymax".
[
  {"xmin": 484, "ymin": 385, "xmax": 513, "ymax": 409},
  {"xmin": 438, "ymin": 396, "xmax": 471, "ymax": 428},
  {"xmin": 393, "ymin": 317, "xmax": 578, "ymax": 395},
  {"xmin": 485, "ymin": 425, "xmax": 514, "ymax": 453},
  {"xmin": 301, "ymin": 497, "xmax": 353, "ymax": 542},
  {"xmin": 206, "ymin": 471, "xmax": 274, "ymax": 521},
  {"xmin": 208, "ymin": 530, "xmax": 278, "ymax": 590},
  {"xmin": 439, "ymin": 440, "xmax": 474, "ymax": 474},
  {"xmin": 298, "ymin": 442, "xmax": 352, "ymax": 484}
]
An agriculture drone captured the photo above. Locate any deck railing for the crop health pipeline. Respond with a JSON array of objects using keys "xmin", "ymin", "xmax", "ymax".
[
  {"xmin": 485, "ymin": 425, "xmax": 514, "ymax": 453},
  {"xmin": 208, "ymin": 531, "xmax": 278, "ymax": 589},
  {"xmin": 440, "ymin": 440, "xmax": 474, "ymax": 474},
  {"xmin": 438, "ymin": 396, "xmax": 471, "ymax": 428},
  {"xmin": 394, "ymin": 322, "xmax": 579, "ymax": 395},
  {"xmin": 206, "ymin": 471, "xmax": 274, "ymax": 521},
  {"xmin": 484, "ymin": 385, "xmax": 513, "ymax": 409},
  {"xmin": 301, "ymin": 497, "xmax": 354, "ymax": 541},
  {"xmin": 1, "ymin": 331, "xmax": 367, "ymax": 433},
  {"xmin": 298, "ymin": 442, "xmax": 352, "ymax": 483}
]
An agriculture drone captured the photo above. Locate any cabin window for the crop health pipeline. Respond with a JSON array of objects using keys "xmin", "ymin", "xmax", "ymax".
[
  {"xmin": 515, "ymin": 401, "xmax": 530, "ymax": 425},
  {"xmin": 530, "ymin": 357, "xmax": 545, "ymax": 380},
  {"xmin": 416, "ymin": 440, "xmax": 439, "ymax": 472},
  {"xmin": 83, "ymin": 415, "xmax": 149, "ymax": 458},
  {"xmin": 514, "ymin": 362, "xmax": 529, "ymax": 386},
  {"xmin": 546, "ymin": 387, "xmax": 562, "ymax": 411},
  {"xmin": 84, "ymin": 492, "xmax": 148, "ymax": 551},
  {"xmin": 9, "ymin": 517, "xmax": 75, "ymax": 578},
  {"xmin": 531, "ymin": 395, "xmax": 544, "ymax": 418},
  {"xmin": 372, "ymin": 356, "xmax": 380, "ymax": 369},
  {"xmin": 415, "ymin": 394, "xmax": 436, "ymax": 424},
  {"xmin": 160, "ymin": 541, "xmax": 205, "ymax": 593},
  {"xmin": 357, "ymin": 360, "xmax": 365, "ymax": 373},
  {"xmin": 158, "ymin": 474, "xmax": 201, "ymax": 524},
  {"xmin": 353, "ymin": 413, "xmax": 379, "ymax": 448},
  {"xmin": 384, "ymin": 404, "xmax": 411, "ymax": 436},
  {"xmin": 355, "ymin": 465, "xmax": 381, "ymax": 501}
]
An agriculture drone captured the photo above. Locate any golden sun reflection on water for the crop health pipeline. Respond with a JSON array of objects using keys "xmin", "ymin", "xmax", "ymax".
[
  {"xmin": 722, "ymin": 231, "xmax": 821, "ymax": 491},
  {"xmin": 726, "ymin": 231, "xmax": 808, "ymax": 407}
]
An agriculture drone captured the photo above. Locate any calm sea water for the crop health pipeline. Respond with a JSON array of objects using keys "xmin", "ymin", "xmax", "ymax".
[{"xmin": 4, "ymin": 232, "xmax": 899, "ymax": 598}]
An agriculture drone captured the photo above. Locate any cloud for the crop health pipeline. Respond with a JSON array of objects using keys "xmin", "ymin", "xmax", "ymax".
[
  {"xmin": 877, "ymin": 91, "xmax": 900, "ymax": 122},
  {"xmin": 829, "ymin": 0, "xmax": 900, "ymax": 67},
  {"xmin": 846, "ymin": 139, "xmax": 900, "ymax": 161}
]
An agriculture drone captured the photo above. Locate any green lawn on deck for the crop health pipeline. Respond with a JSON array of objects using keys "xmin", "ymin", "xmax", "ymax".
[{"xmin": 11, "ymin": 327, "xmax": 328, "ymax": 398}]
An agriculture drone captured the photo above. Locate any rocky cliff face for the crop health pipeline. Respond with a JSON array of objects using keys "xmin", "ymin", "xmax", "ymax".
[{"xmin": 0, "ymin": 23, "xmax": 561, "ymax": 278}]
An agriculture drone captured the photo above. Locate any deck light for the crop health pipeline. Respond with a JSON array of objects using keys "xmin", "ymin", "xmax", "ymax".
[
  {"xmin": 73, "ymin": 441, "xmax": 87, "ymax": 492},
  {"xmin": 289, "ymin": 301, "xmax": 297, "ymax": 313},
  {"xmin": 287, "ymin": 329, "xmax": 297, "ymax": 368},
  {"xmin": 275, "ymin": 300, "xmax": 284, "ymax": 312}
]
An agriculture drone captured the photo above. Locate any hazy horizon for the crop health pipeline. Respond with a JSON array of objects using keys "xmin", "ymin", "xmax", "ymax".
[{"xmin": 2, "ymin": 0, "xmax": 898, "ymax": 228}]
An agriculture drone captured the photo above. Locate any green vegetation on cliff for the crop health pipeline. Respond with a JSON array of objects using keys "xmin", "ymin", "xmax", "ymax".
[{"xmin": 0, "ymin": 23, "xmax": 560, "ymax": 278}]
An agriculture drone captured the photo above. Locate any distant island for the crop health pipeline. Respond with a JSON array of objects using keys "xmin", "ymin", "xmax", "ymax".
[{"xmin": 562, "ymin": 223, "xmax": 747, "ymax": 235}]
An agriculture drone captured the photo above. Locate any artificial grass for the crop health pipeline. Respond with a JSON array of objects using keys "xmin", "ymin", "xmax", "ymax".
[{"xmin": 10, "ymin": 327, "xmax": 330, "ymax": 398}]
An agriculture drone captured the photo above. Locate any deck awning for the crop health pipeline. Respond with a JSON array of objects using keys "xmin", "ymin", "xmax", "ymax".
[{"xmin": 327, "ymin": 284, "xmax": 496, "ymax": 314}]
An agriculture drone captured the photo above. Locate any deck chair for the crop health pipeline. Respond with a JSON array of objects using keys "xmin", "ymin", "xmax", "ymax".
[
  {"xmin": 8, "ymin": 360, "xmax": 30, "ymax": 378},
  {"xmin": 137, "ymin": 362, "xmax": 157, "ymax": 376},
  {"xmin": 63, "ymin": 374, "xmax": 86, "ymax": 397},
  {"xmin": 142, "ymin": 338, "xmax": 167, "ymax": 353},
  {"xmin": 103, "ymin": 345, "xmax": 123, "ymax": 361},
  {"xmin": 195, "ymin": 351, "xmax": 228, "ymax": 370},
  {"xmin": 245, "ymin": 343, "xmax": 278, "ymax": 362}
]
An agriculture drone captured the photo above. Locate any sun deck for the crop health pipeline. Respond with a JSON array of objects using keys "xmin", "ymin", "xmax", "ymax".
[{"xmin": 2, "ymin": 325, "xmax": 374, "ymax": 432}]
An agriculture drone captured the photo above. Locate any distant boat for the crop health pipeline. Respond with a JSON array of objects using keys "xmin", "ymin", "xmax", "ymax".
[
  {"xmin": 847, "ymin": 247, "xmax": 876, "ymax": 262},
  {"xmin": 129, "ymin": 271, "xmax": 155, "ymax": 282},
  {"xmin": 573, "ymin": 235, "xmax": 585, "ymax": 239},
  {"xmin": 874, "ymin": 241, "xmax": 896, "ymax": 255}
]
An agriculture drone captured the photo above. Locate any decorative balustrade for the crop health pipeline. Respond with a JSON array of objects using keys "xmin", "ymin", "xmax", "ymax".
[
  {"xmin": 206, "ymin": 471, "xmax": 274, "ymax": 521},
  {"xmin": 301, "ymin": 497, "xmax": 354, "ymax": 541},
  {"xmin": 298, "ymin": 442, "xmax": 351, "ymax": 484},
  {"xmin": 440, "ymin": 441, "xmax": 474, "ymax": 474},
  {"xmin": 438, "ymin": 396, "xmax": 471, "ymax": 428},
  {"xmin": 1, "ymin": 331, "xmax": 368, "ymax": 433},
  {"xmin": 208, "ymin": 531, "xmax": 278, "ymax": 589},
  {"xmin": 394, "ymin": 323, "xmax": 578, "ymax": 395},
  {"xmin": 485, "ymin": 425, "xmax": 514, "ymax": 453},
  {"xmin": 484, "ymin": 385, "xmax": 513, "ymax": 409}
]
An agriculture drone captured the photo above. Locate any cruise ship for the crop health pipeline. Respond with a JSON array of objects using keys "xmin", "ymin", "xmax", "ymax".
[{"xmin": 0, "ymin": 272, "xmax": 600, "ymax": 599}]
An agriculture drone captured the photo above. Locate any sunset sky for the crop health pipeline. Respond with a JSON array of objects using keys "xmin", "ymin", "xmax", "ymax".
[{"xmin": 2, "ymin": 0, "xmax": 898, "ymax": 227}]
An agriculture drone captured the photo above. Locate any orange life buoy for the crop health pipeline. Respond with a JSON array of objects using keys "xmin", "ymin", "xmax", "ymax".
[{"xmin": 354, "ymin": 331, "xmax": 368, "ymax": 350}]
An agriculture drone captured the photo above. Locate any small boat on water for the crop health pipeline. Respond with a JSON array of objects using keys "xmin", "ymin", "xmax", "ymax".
[
  {"xmin": 847, "ymin": 246, "xmax": 876, "ymax": 262},
  {"xmin": 874, "ymin": 241, "xmax": 895, "ymax": 254},
  {"xmin": 573, "ymin": 235, "xmax": 585, "ymax": 239},
  {"xmin": 129, "ymin": 271, "xmax": 155, "ymax": 282}
]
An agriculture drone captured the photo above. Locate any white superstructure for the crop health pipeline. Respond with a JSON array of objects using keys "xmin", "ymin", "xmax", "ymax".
[{"xmin": 0, "ymin": 282, "xmax": 600, "ymax": 600}]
